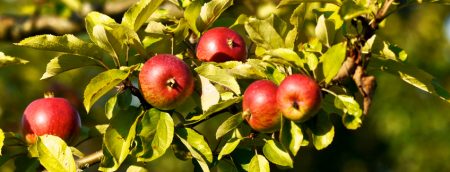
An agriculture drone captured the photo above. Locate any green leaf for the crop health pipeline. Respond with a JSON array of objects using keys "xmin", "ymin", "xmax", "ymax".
[
  {"xmin": 105, "ymin": 95, "xmax": 117, "ymax": 120},
  {"xmin": 197, "ymin": 0, "xmax": 233, "ymax": 31},
  {"xmin": 0, "ymin": 52, "xmax": 28, "ymax": 67},
  {"xmin": 339, "ymin": 0, "xmax": 371, "ymax": 20},
  {"xmin": 217, "ymin": 60, "xmax": 267, "ymax": 79},
  {"xmin": 218, "ymin": 138, "xmax": 241, "ymax": 160},
  {"xmin": 245, "ymin": 18, "xmax": 285, "ymax": 50},
  {"xmin": 0, "ymin": 129, "xmax": 4, "ymax": 155},
  {"xmin": 334, "ymin": 94, "xmax": 363, "ymax": 129},
  {"xmin": 280, "ymin": 120, "xmax": 303, "ymax": 156},
  {"xmin": 216, "ymin": 159, "xmax": 239, "ymax": 172},
  {"xmin": 100, "ymin": 107, "xmax": 141, "ymax": 171},
  {"xmin": 265, "ymin": 48, "xmax": 305, "ymax": 68},
  {"xmin": 127, "ymin": 165, "xmax": 149, "ymax": 172},
  {"xmin": 286, "ymin": 3, "xmax": 307, "ymax": 49},
  {"xmin": 321, "ymin": 42, "xmax": 347, "ymax": 83},
  {"xmin": 263, "ymin": 139, "xmax": 293, "ymax": 167},
  {"xmin": 83, "ymin": 69, "xmax": 131, "ymax": 112},
  {"xmin": 122, "ymin": 0, "xmax": 165, "ymax": 31},
  {"xmin": 369, "ymin": 58, "xmax": 450, "ymax": 103},
  {"xmin": 199, "ymin": 75, "xmax": 221, "ymax": 111},
  {"xmin": 309, "ymin": 111, "xmax": 335, "ymax": 150},
  {"xmin": 195, "ymin": 63, "xmax": 241, "ymax": 95},
  {"xmin": 216, "ymin": 113, "xmax": 244, "ymax": 139},
  {"xmin": 41, "ymin": 54, "xmax": 98, "ymax": 80},
  {"xmin": 278, "ymin": 0, "xmax": 342, "ymax": 6},
  {"xmin": 137, "ymin": 109, "xmax": 174, "ymax": 162},
  {"xmin": 85, "ymin": 12, "xmax": 120, "ymax": 56},
  {"xmin": 248, "ymin": 154, "xmax": 270, "ymax": 172},
  {"xmin": 315, "ymin": 14, "xmax": 336, "ymax": 47},
  {"xmin": 184, "ymin": 0, "xmax": 202, "ymax": 35},
  {"xmin": 175, "ymin": 127, "xmax": 213, "ymax": 172},
  {"xmin": 305, "ymin": 51, "xmax": 319, "ymax": 70},
  {"xmin": 186, "ymin": 97, "xmax": 241, "ymax": 124},
  {"xmin": 36, "ymin": 135, "xmax": 76, "ymax": 172},
  {"xmin": 15, "ymin": 34, "xmax": 104, "ymax": 59}
]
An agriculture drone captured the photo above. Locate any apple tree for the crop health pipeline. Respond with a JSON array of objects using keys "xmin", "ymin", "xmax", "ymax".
[{"xmin": 0, "ymin": 0, "xmax": 449, "ymax": 171}]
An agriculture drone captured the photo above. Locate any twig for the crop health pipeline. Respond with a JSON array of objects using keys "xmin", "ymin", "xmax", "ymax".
[{"xmin": 76, "ymin": 150, "xmax": 103, "ymax": 169}]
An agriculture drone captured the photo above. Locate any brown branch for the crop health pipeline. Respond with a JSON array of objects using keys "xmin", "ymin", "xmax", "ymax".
[{"xmin": 76, "ymin": 150, "xmax": 103, "ymax": 169}]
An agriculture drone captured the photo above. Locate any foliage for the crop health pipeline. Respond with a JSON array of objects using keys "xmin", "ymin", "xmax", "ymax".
[{"xmin": 0, "ymin": 0, "xmax": 449, "ymax": 171}]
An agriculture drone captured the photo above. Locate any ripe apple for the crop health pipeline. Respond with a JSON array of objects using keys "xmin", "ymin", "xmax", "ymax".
[
  {"xmin": 196, "ymin": 27, "xmax": 247, "ymax": 62},
  {"xmin": 21, "ymin": 97, "xmax": 81, "ymax": 144},
  {"xmin": 139, "ymin": 54, "xmax": 194, "ymax": 110},
  {"xmin": 277, "ymin": 74, "xmax": 322, "ymax": 122},
  {"xmin": 242, "ymin": 80, "xmax": 281, "ymax": 133}
]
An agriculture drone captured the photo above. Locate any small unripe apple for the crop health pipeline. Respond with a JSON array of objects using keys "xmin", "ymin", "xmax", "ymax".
[
  {"xmin": 242, "ymin": 80, "xmax": 281, "ymax": 133},
  {"xmin": 196, "ymin": 27, "xmax": 246, "ymax": 62},
  {"xmin": 21, "ymin": 96, "xmax": 81, "ymax": 144},
  {"xmin": 139, "ymin": 54, "xmax": 194, "ymax": 110},
  {"xmin": 277, "ymin": 74, "xmax": 322, "ymax": 122}
]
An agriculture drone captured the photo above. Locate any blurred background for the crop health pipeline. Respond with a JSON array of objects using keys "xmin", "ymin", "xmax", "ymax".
[{"xmin": 0, "ymin": 0, "xmax": 449, "ymax": 171}]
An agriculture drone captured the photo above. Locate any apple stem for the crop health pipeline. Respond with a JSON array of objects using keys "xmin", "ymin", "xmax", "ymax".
[
  {"xmin": 43, "ymin": 91, "xmax": 55, "ymax": 98},
  {"xmin": 166, "ymin": 78, "xmax": 178, "ymax": 88},
  {"xmin": 292, "ymin": 101, "xmax": 300, "ymax": 110},
  {"xmin": 227, "ymin": 38, "xmax": 235, "ymax": 48}
]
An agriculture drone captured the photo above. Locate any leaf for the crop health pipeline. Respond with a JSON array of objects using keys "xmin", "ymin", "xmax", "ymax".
[
  {"xmin": 0, "ymin": 52, "xmax": 28, "ymax": 67},
  {"xmin": 248, "ymin": 154, "xmax": 270, "ymax": 172},
  {"xmin": 278, "ymin": 0, "xmax": 342, "ymax": 6},
  {"xmin": 262, "ymin": 139, "xmax": 293, "ymax": 167},
  {"xmin": 186, "ymin": 97, "xmax": 241, "ymax": 124},
  {"xmin": 184, "ymin": 0, "xmax": 202, "ymax": 35},
  {"xmin": 266, "ymin": 48, "xmax": 305, "ymax": 68},
  {"xmin": 286, "ymin": 3, "xmax": 307, "ymax": 48},
  {"xmin": 315, "ymin": 15, "xmax": 336, "ymax": 47},
  {"xmin": 100, "ymin": 107, "xmax": 141, "ymax": 171},
  {"xmin": 0, "ymin": 129, "xmax": 4, "ymax": 155},
  {"xmin": 195, "ymin": 63, "xmax": 241, "ymax": 95},
  {"xmin": 216, "ymin": 159, "xmax": 239, "ymax": 172},
  {"xmin": 36, "ymin": 135, "xmax": 76, "ymax": 172},
  {"xmin": 137, "ymin": 109, "xmax": 174, "ymax": 162},
  {"xmin": 122, "ymin": 0, "xmax": 165, "ymax": 31},
  {"xmin": 41, "ymin": 54, "xmax": 98, "ymax": 80},
  {"xmin": 200, "ymin": 75, "xmax": 221, "ymax": 111},
  {"xmin": 127, "ymin": 165, "xmax": 149, "ymax": 172},
  {"xmin": 321, "ymin": 42, "xmax": 347, "ymax": 83},
  {"xmin": 245, "ymin": 18, "xmax": 285, "ymax": 50},
  {"xmin": 83, "ymin": 69, "xmax": 131, "ymax": 112},
  {"xmin": 309, "ymin": 112, "xmax": 335, "ymax": 150},
  {"xmin": 105, "ymin": 95, "xmax": 118, "ymax": 120},
  {"xmin": 197, "ymin": 0, "xmax": 233, "ymax": 31},
  {"xmin": 369, "ymin": 58, "xmax": 450, "ymax": 103},
  {"xmin": 15, "ymin": 34, "xmax": 104, "ymax": 59},
  {"xmin": 85, "ymin": 12, "xmax": 120, "ymax": 56},
  {"xmin": 175, "ymin": 127, "xmax": 213, "ymax": 172},
  {"xmin": 334, "ymin": 94, "xmax": 363, "ymax": 129},
  {"xmin": 339, "ymin": 0, "xmax": 371, "ymax": 20},
  {"xmin": 280, "ymin": 120, "xmax": 303, "ymax": 156},
  {"xmin": 216, "ymin": 113, "xmax": 244, "ymax": 139},
  {"xmin": 218, "ymin": 138, "xmax": 241, "ymax": 160},
  {"xmin": 217, "ymin": 60, "xmax": 267, "ymax": 79}
]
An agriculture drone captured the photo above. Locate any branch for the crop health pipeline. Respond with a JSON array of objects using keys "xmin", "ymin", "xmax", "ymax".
[{"xmin": 76, "ymin": 150, "xmax": 103, "ymax": 169}]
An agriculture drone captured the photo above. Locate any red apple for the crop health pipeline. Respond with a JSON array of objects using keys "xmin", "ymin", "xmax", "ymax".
[
  {"xmin": 196, "ymin": 27, "xmax": 246, "ymax": 62},
  {"xmin": 139, "ymin": 54, "xmax": 194, "ymax": 110},
  {"xmin": 22, "ymin": 97, "xmax": 81, "ymax": 144},
  {"xmin": 277, "ymin": 74, "xmax": 322, "ymax": 122},
  {"xmin": 242, "ymin": 80, "xmax": 281, "ymax": 133}
]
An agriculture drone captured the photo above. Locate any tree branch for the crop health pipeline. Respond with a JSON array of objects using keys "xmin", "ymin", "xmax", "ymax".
[{"xmin": 76, "ymin": 150, "xmax": 103, "ymax": 169}]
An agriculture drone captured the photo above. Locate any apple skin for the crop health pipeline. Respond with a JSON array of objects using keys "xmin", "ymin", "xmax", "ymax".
[
  {"xmin": 21, "ymin": 97, "xmax": 81, "ymax": 144},
  {"xmin": 242, "ymin": 80, "xmax": 281, "ymax": 133},
  {"xmin": 196, "ymin": 27, "xmax": 247, "ymax": 62},
  {"xmin": 277, "ymin": 74, "xmax": 322, "ymax": 122},
  {"xmin": 139, "ymin": 54, "xmax": 194, "ymax": 110}
]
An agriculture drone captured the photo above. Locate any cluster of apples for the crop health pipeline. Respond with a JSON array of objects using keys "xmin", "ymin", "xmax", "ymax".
[
  {"xmin": 243, "ymin": 75, "xmax": 322, "ymax": 133},
  {"xmin": 20, "ymin": 27, "xmax": 320, "ymax": 144}
]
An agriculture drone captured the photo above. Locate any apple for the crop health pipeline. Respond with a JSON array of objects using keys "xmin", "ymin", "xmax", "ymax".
[
  {"xmin": 139, "ymin": 54, "xmax": 194, "ymax": 110},
  {"xmin": 21, "ymin": 96, "xmax": 81, "ymax": 144},
  {"xmin": 277, "ymin": 74, "xmax": 322, "ymax": 122},
  {"xmin": 242, "ymin": 80, "xmax": 281, "ymax": 133},
  {"xmin": 196, "ymin": 27, "xmax": 246, "ymax": 62}
]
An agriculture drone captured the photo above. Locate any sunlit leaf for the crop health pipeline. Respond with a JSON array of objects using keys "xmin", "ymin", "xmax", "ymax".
[
  {"xmin": 184, "ymin": 0, "xmax": 202, "ymax": 35},
  {"xmin": 36, "ymin": 135, "xmax": 76, "ymax": 172},
  {"xmin": 15, "ymin": 34, "xmax": 104, "ymax": 59},
  {"xmin": 175, "ymin": 127, "xmax": 213, "ymax": 172},
  {"xmin": 200, "ymin": 75, "xmax": 221, "ymax": 111},
  {"xmin": 248, "ymin": 154, "xmax": 270, "ymax": 172},
  {"xmin": 266, "ymin": 48, "xmax": 305, "ymax": 68},
  {"xmin": 83, "ymin": 69, "xmax": 131, "ymax": 112},
  {"xmin": 315, "ymin": 15, "xmax": 335, "ymax": 47},
  {"xmin": 334, "ymin": 94, "xmax": 363, "ymax": 129},
  {"xmin": 195, "ymin": 63, "xmax": 241, "ymax": 95},
  {"xmin": 218, "ymin": 138, "xmax": 241, "ymax": 160},
  {"xmin": 0, "ymin": 129, "xmax": 4, "ymax": 155},
  {"xmin": 262, "ymin": 139, "xmax": 293, "ymax": 167},
  {"xmin": 122, "ymin": 0, "xmax": 165, "ymax": 31},
  {"xmin": 41, "ymin": 54, "xmax": 98, "ymax": 80},
  {"xmin": 245, "ymin": 18, "xmax": 285, "ymax": 50},
  {"xmin": 197, "ymin": 0, "xmax": 233, "ymax": 31},
  {"xmin": 216, "ymin": 113, "xmax": 244, "ymax": 139},
  {"xmin": 309, "ymin": 112, "xmax": 334, "ymax": 150},
  {"xmin": 137, "ymin": 109, "xmax": 174, "ymax": 162},
  {"xmin": 280, "ymin": 120, "xmax": 303, "ymax": 156},
  {"xmin": 321, "ymin": 42, "xmax": 347, "ymax": 83},
  {"xmin": 339, "ymin": 0, "xmax": 371, "ymax": 20}
]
